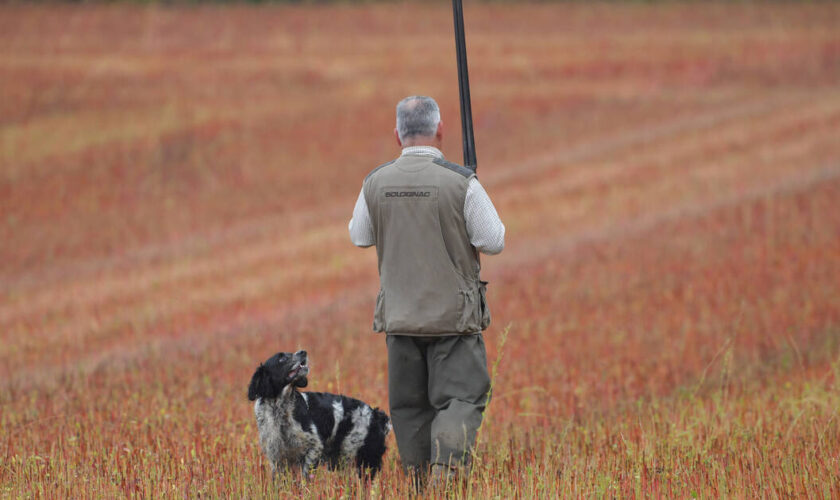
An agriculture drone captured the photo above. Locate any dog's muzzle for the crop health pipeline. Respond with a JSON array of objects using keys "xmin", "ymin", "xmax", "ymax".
[{"xmin": 288, "ymin": 350, "xmax": 309, "ymax": 379}]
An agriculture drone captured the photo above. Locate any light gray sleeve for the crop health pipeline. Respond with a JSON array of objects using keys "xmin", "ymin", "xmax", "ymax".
[
  {"xmin": 348, "ymin": 187, "xmax": 375, "ymax": 248},
  {"xmin": 464, "ymin": 177, "xmax": 505, "ymax": 255}
]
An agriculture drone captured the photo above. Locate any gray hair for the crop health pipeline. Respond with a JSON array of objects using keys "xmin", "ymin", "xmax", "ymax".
[{"xmin": 396, "ymin": 96, "xmax": 440, "ymax": 142}]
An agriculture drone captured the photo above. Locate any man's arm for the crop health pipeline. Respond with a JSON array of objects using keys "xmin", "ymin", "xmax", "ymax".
[
  {"xmin": 348, "ymin": 188, "xmax": 375, "ymax": 247},
  {"xmin": 464, "ymin": 178, "xmax": 505, "ymax": 255}
]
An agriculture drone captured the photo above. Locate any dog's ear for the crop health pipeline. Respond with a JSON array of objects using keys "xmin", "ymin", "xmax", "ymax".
[{"xmin": 248, "ymin": 364, "xmax": 273, "ymax": 401}]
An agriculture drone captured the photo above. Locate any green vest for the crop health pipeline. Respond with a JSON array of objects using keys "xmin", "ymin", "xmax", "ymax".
[{"xmin": 363, "ymin": 154, "xmax": 490, "ymax": 336}]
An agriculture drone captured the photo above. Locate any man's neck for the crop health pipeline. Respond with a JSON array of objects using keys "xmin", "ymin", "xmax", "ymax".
[
  {"xmin": 402, "ymin": 140, "xmax": 438, "ymax": 147},
  {"xmin": 401, "ymin": 145, "xmax": 443, "ymax": 159},
  {"xmin": 400, "ymin": 134, "xmax": 442, "ymax": 150}
]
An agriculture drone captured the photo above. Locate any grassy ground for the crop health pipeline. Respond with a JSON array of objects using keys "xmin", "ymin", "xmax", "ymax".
[{"xmin": 1, "ymin": 2, "xmax": 839, "ymax": 497}]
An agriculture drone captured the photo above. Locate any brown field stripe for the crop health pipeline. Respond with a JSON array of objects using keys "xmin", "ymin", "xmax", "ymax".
[
  {"xmin": 505, "ymin": 101, "xmax": 840, "ymax": 206},
  {"xmin": 0, "ymin": 91, "xmax": 795, "ymax": 291},
  {"xmin": 0, "ymin": 147, "xmax": 832, "ymax": 348},
  {"xmin": 15, "ymin": 142, "xmax": 835, "ymax": 364},
  {"xmin": 482, "ymin": 90, "xmax": 830, "ymax": 187},
  {"xmin": 4, "ymin": 163, "xmax": 838, "ymax": 391},
  {"xmin": 498, "ymin": 162, "xmax": 840, "ymax": 271},
  {"xmin": 0, "ymin": 90, "xmax": 812, "ymax": 295},
  {"xmin": 0, "ymin": 218, "xmax": 369, "ymax": 336},
  {"xmin": 1, "ymin": 91, "xmax": 838, "ymax": 332}
]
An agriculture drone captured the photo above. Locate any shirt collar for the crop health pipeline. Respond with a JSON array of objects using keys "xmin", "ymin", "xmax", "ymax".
[{"xmin": 400, "ymin": 146, "xmax": 444, "ymax": 159}]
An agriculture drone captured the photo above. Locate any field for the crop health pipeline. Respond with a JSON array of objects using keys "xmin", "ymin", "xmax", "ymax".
[{"xmin": 2, "ymin": 2, "xmax": 839, "ymax": 497}]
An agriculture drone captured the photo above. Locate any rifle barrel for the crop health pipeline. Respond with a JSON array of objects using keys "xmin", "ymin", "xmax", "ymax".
[{"xmin": 452, "ymin": 0, "xmax": 477, "ymax": 169}]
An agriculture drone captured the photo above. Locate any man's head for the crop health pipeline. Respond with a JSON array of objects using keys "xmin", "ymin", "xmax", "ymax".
[{"xmin": 395, "ymin": 95, "xmax": 443, "ymax": 148}]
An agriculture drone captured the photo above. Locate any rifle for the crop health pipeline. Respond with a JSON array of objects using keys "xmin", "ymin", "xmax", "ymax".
[{"xmin": 452, "ymin": 0, "xmax": 477, "ymax": 170}]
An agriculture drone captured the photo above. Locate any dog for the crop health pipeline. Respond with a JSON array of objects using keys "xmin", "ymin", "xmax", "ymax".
[{"xmin": 247, "ymin": 350, "xmax": 391, "ymax": 479}]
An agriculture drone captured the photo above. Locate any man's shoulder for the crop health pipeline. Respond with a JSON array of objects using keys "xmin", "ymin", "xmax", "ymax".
[
  {"xmin": 364, "ymin": 159, "xmax": 397, "ymax": 182},
  {"xmin": 432, "ymin": 157, "xmax": 476, "ymax": 179},
  {"xmin": 364, "ymin": 156, "xmax": 476, "ymax": 183}
]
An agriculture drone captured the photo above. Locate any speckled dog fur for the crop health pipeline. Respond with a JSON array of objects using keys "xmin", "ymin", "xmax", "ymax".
[{"xmin": 248, "ymin": 350, "xmax": 391, "ymax": 478}]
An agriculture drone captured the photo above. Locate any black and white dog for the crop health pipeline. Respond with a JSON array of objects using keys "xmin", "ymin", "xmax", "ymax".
[{"xmin": 247, "ymin": 350, "xmax": 391, "ymax": 478}]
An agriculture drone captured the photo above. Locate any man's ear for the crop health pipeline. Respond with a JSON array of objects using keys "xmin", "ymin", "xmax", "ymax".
[
  {"xmin": 435, "ymin": 120, "xmax": 443, "ymax": 140},
  {"xmin": 248, "ymin": 364, "xmax": 270, "ymax": 401},
  {"xmin": 394, "ymin": 128, "xmax": 403, "ymax": 147}
]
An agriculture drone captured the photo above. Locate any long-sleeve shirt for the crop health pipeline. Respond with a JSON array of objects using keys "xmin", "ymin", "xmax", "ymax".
[{"xmin": 349, "ymin": 146, "xmax": 505, "ymax": 255}]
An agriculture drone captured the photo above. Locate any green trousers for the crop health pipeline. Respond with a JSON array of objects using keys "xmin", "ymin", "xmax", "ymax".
[{"xmin": 386, "ymin": 333, "xmax": 491, "ymax": 470}]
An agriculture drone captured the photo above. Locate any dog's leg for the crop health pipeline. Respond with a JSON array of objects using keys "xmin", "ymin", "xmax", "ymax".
[
  {"xmin": 297, "ymin": 462, "xmax": 309, "ymax": 479},
  {"xmin": 301, "ymin": 448, "xmax": 321, "ymax": 479}
]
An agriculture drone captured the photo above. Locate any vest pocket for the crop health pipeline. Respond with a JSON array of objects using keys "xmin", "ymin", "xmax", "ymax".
[
  {"xmin": 457, "ymin": 284, "xmax": 487, "ymax": 333},
  {"xmin": 479, "ymin": 280, "xmax": 491, "ymax": 330},
  {"xmin": 373, "ymin": 288, "xmax": 385, "ymax": 332},
  {"xmin": 457, "ymin": 289, "xmax": 472, "ymax": 332}
]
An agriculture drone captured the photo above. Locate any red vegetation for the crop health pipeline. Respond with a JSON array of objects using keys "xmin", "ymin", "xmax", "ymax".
[{"xmin": 1, "ymin": 3, "xmax": 838, "ymax": 497}]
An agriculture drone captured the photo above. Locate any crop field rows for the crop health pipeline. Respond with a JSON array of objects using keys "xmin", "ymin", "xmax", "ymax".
[{"xmin": 1, "ymin": 3, "xmax": 839, "ymax": 498}]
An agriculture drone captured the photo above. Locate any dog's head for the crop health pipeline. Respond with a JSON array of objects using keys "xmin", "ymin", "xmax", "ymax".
[{"xmin": 247, "ymin": 350, "xmax": 310, "ymax": 401}]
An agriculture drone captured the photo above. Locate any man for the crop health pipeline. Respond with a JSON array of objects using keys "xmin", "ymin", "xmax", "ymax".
[{"xmin": 348, "ymin": 95, "xmax": 504, "ymax": 487}]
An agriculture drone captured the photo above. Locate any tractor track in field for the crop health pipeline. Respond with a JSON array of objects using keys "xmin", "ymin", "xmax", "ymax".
[
  {"xmin": 498, "ymin": 92, "xmax": 840, "ymax": 203},
  {"xmin": 498, "ymin": 162, "xmax": 840, "ymax": 274},
  {"xmin": 3, "ymin": 160, "xmax": 838, "ymax": 391},
  {"xmin": 0, "ymin": 92, "xmax": 780, "ymax": 290},
  {"xmin": 1, "ymin": 88, "xmax": 839, "ymax": 358},
  {"xmin": 502, "ymin": 101, "xmax": 840, "ymax": 241},
  {"xmin": 1, "ymin": 89, "xmax": 832, "ymax": 295},
  {"xmin": 484, "ymin": 91, "xmax": 816, "ymax": 185}
]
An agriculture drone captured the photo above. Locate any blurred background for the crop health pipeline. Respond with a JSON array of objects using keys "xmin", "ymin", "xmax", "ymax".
[{"xmin": 1, "ymin": 1, "xmax": 838, "ymax": 496}]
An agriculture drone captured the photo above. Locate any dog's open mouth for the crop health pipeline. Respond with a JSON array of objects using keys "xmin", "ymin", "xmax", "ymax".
[{"xmin": 288, "ymin": 360, "xmax": 309, "ymax": 379}]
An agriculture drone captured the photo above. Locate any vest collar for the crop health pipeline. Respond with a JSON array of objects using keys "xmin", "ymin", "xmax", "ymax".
[{"xmin": 400, "ymin": 146, "xmax": 444, "ymax": 159}]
